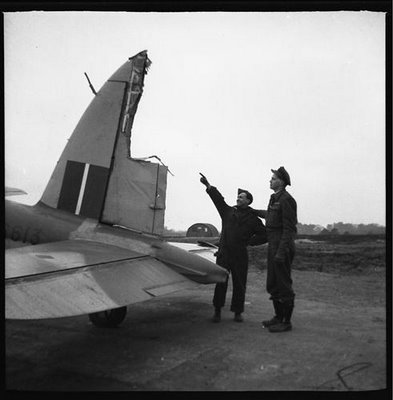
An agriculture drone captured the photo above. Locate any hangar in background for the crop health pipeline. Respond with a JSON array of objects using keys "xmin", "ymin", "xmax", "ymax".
[{"xmin": 187, "ymin": 223, "xmax": 219, "ymax": 238}]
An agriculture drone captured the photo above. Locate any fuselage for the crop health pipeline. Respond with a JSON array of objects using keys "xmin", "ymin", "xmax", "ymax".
[
  {"xmin": 5, "ymin": 199, "xmax": 227, "ymax": 284},
  {"xmin": 5, "ymin": 199, "xmax": 157, "ymax": 247}
]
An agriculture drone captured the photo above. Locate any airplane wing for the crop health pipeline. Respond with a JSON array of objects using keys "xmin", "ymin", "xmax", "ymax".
[{"xmin": 5, "ymin": 239, "xmax": 198, "ymax": 320}]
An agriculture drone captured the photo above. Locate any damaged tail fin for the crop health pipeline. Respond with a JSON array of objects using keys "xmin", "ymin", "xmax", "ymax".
[{"xmin": 39, "ymin": 51, "xmax": 167, "ymax": 235}]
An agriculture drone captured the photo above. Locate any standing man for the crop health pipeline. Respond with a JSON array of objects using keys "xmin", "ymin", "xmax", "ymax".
[
  {"xmin": 254, "ymin": 167, "xmax": 297, "ymax": 332},
  {"xmin": 199, "ymin": 173, "xmax": 267, "ymax": 323}
]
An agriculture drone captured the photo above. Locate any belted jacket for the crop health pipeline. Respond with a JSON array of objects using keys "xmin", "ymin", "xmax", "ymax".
[
  {"xmin": 206, "ymin": 186, "xmax": 267, "ymax": 252},
  {"xmin": 256, "ymin": 189, "xmax": 297, "ymax": 260}
]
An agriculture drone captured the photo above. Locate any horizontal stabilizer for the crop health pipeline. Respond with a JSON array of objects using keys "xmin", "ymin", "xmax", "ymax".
[
  {"xmin": 197, "ymin": 240, "xmax": 219, "ymax": 249},
  {"xmin": 167, "ymin": 242, "xmax": 217, "ymax": 264},
  {"xmin": 6, "ymin": 240, "xmax": 196, "ymax": 319}
]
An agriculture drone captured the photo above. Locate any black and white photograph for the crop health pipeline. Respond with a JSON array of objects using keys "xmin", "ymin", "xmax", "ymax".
[{"xmin": 4, "ymin": 2, "xmax": 390, "ymax": 394}]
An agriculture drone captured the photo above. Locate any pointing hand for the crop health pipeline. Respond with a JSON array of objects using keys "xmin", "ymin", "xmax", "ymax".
[{"xmin": 199, "ymin": 172, "xmax": 210, "ymax": 187}]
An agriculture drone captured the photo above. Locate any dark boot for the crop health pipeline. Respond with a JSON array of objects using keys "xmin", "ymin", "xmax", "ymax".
[
  {"xmin": 234, "ymin": 312, "xmax": 243, "ymax": 322},
  {"xmin": 268, "ymin": 301, "xmax": 293, "ymax": 333},
  {"xmin": 262, "ymin": 300, "xmax": 283, "ymax": 328},
  {"xmin": 211, "ymin": 307, "xmax": 221, "ymax": 323}
]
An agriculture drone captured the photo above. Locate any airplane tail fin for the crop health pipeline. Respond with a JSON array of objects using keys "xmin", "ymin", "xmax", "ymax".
[{"xmin": 40, "ymin": 51, "xmax": 168, "ymax": 235}]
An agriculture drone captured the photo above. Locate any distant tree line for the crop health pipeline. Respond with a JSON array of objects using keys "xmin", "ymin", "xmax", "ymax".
[
  {"xmin": 164, "ymin": 222, "xmax": 385, "ymax": 237},
  {"xmin": 297, "ymin": 222, "xmax": 385, "ymax": 235},
  {"xmin": 163, "ymin": 227, "xmax": 187, "ymax": 237}
]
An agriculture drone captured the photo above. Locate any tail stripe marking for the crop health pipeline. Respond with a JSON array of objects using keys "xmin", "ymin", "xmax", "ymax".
[
  {"xmin": 57, "ymin": 161, "xmax": 85, "ymax": 214},
  {"xmin": 75, "ymin": 163, "xmax": 90, "ymax": 215},
  {"xmin": 58, "ymin": 160, "xmax": 109, "ymax": 220},
  {"xmin": 79, "ymin": 164, "xmax": 110, "ymax": 219}
]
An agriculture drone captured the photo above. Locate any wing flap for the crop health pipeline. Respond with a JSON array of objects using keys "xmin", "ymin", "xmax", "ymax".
[{"xmin": 5, "ymin": 240, "xmax": 197, "ymax": 319}]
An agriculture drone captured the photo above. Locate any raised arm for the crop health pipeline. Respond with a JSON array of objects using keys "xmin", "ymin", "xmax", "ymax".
[{"xmin": 200, "ymin": 173, "xmax": 230, "ymax": 218}]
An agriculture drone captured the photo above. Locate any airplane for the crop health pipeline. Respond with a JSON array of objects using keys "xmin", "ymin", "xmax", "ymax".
[{"xmin": 5, "ymin": 50, "xmax": 228, "ymax": 328}]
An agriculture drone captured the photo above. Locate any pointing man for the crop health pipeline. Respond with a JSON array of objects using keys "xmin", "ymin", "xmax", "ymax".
[
  {"xmin": 254, "ymin": 167, "xmax": 297, "ymax": 332},
  {"xmin": 200, "ymin": 173, "xmax": 267, "ymax": 322}
]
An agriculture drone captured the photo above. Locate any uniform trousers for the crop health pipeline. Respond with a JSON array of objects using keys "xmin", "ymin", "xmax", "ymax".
[
  {"xmin": 213, "ymin": 247, "xmax": 248, "ymax": 314},
  {"xmin": 266, "ymin": 231, "xmax": 295, "ymax": 304}
]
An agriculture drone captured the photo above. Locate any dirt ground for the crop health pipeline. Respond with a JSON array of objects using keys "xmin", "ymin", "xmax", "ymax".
[{"xmin": 5, "ymin": 247, "xmax": 387, "ymax": 393}]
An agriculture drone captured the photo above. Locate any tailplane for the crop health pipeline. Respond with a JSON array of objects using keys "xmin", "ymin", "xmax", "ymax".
[{"xmin": 40, "ymin": 51, "xmax": 167, "ymax": 235}]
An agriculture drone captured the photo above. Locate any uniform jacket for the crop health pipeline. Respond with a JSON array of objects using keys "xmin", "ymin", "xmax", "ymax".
[
  {"xmin": 206, "ymin": 186, "xmax": 267, "ymax": 252},
  {"xmin": 261, "ymin": 189, "xmax": 297, "ymax": 260}
]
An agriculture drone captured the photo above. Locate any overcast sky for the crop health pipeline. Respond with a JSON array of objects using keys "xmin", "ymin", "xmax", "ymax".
[{"xmin": 4, "ymin": 11, "xmax": 386, "ymax": 231}]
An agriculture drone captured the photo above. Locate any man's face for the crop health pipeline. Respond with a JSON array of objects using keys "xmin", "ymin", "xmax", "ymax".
[
  {"xmin": 270, "ymin": 174, "xmax": 284, "ymax": 192},
  {"xmin": 236, "ymin": 192, "xmax": 250, "ymax": 208}
]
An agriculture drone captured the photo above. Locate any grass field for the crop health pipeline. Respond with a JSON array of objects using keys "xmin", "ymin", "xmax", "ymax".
[
  {"xmin": 249, "ymin": 235, "xmax": 386, "ymax": 275},
  {"xmin": 248, "ymin": 234, "xmax": 386, "ymax": 313}
]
